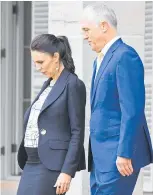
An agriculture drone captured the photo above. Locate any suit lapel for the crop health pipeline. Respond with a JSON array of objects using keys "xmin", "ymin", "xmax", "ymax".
[
  {"xmin": 23, "ymin": 79, "xmax": 50, "ymax": 130},
  {"xmin": 24, "ymin": 69, "xmax": 70, "ymax": 130},
  {"xmin": 91, "ymin": 38, "xmax": 123, "ymax": 108},
  {"xmin": 90, "ymin": 60, "xmax": 97, "ymax": 104},
  {"xmin": 40, "ymin": 68, "xmax": 70, "ymax": 114},
  {"xmin": 91, "ymin": 52, "xmax": 113, "ymax": 106},
  {"xmin": 33, "ymin": 79, "xmax": 51, "ymax": 104}
]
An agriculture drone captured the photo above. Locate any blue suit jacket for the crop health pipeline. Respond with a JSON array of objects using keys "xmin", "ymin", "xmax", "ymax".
[
  {"xmin": 18, "ymin": 69, "xmax": 86, "ymax": 177},
  {"xmin": 88, "ymin": 38, "xmax": 153, "ymax": 172}
]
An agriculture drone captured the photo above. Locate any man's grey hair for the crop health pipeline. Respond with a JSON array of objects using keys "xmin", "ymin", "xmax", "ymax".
[{"xmin": 83, "ymin": 3, "xmax": 118, "ymax": 29}]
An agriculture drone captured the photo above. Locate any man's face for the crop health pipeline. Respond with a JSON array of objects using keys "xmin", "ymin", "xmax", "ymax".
[{"xmin": 81, "ymin": 19, "xmax": 105, "ymax": 52}]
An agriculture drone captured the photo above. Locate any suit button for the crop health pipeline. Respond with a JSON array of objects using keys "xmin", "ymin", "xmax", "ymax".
[{"xmin": 41, "ymin": 129, "xmax": 46, "ymax": 135}]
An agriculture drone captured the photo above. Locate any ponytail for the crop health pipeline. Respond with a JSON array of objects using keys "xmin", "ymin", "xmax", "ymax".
[{"xmin": 57, "ymin": 36, "xmax": 75, "ymax": 74}]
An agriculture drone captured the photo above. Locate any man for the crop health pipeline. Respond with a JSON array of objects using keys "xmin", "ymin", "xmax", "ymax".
[{"xmin": 81, "ymin": 3, "xmax": 153, "ymax": 195}]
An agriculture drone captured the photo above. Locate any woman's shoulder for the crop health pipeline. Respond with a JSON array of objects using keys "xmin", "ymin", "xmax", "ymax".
[{"xmin": 68, "ymin": 72, "xmax": 86, "ymax": 90}]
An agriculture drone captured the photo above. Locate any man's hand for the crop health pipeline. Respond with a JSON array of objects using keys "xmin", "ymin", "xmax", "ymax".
[
  {"xmin": 54, "ymin": 173, "xmax": 72, "ymax": 194},
  {"xmin": 116, "ymin": 156, "xmax": 133, "ymax": 176}
]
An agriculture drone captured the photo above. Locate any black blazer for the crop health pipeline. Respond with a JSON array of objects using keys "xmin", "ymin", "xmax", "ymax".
[{"xmin": 18, "ymin": 69, "xmax": 86, "ymax": 177}]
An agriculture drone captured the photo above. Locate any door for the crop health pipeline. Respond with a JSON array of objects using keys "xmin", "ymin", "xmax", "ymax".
[
  {"xmin": 0, "ymin": 0, "xmax": 5, "ymax": 179},
  {"xmin": 0, "ymin": 1, "xmax": 24, "ymax": 179}
]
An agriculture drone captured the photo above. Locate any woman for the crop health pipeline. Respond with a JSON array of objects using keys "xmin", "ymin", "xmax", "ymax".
[{"xmin": 17, "ymin": 34, "xmax": 86, "ymax": 195}]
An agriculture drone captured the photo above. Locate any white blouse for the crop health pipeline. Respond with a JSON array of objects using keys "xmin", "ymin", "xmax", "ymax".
[{"xmin": 24, "ymin": 80, "xmax": 55, "ymax": 148}]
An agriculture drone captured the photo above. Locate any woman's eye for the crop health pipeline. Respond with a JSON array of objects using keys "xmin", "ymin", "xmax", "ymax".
[{"xmin": 38, "ymin": 61, "xmax": 43, "ymax": 64}]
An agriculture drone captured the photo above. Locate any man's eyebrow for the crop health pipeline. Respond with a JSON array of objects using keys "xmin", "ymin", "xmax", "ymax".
[{"xmin": 82, "ymin": 28, "xmax": 89, "ymax": 30}]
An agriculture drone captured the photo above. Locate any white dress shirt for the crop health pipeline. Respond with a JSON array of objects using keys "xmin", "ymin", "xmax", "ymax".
[
  {"xmin": 24, "ymin": 80, "xmax": 55, "ymax": 148},
  {"xmin": 95, "ymin": 36, "xmax": 121, "ymax": 78}
]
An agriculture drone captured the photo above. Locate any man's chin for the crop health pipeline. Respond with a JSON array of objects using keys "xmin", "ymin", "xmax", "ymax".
[
  {"xmin": 91, "ymin": 46, "xmax": 96, "ymax": 52},
  {"xmin": 89, "ymin": 44, "xmax": 95, "ymax": 50}
]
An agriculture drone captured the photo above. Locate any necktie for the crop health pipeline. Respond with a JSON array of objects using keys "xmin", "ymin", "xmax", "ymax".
[{"xmin": 97, "ymin": 52, "xmax": 104, "ymax": 61}]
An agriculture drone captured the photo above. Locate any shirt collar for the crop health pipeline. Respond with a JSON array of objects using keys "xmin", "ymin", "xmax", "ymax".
[
  {"xmin": 101, "ymin": 36, "xmax": 121, "ymax": 56},
  {"xmin": 49, "ymin": 79, "xmax": 56, "ymax": 87}
]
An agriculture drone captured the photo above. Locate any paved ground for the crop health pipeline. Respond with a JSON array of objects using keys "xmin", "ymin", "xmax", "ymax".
[
  {"xmin": 0, "ymin": 180, "xmax": 153, "ymax": 195},
  {"xmin": 1, "ymin": 180, "xmax": 19, "ymax": 195}
]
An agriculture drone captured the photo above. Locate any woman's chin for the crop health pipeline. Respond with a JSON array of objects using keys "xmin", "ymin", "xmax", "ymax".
[
  {"xmin": 42, "ymin": 72, "xmax": 50, "ymax": 78},
  {"xmin": 45, "ymin": 75, "xmax": 51, "ymax": 78}
]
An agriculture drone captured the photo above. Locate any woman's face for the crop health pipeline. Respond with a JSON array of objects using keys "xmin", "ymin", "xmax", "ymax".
[{"xmin": 31, "ymin": 50, "xmax": 60, "ymax": 78}]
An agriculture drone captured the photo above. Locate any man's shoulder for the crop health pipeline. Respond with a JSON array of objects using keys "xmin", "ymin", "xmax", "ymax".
[
  {"xmin": 115, "ymin": 41, "xmax": 144, "ymax": 71},
  {"xmin": 118, "ymin": 41, "xmax": 139, "ymax": 57},
  {"xmin": 111, "ymin": 40, "xmax": 144, "ymax": 68}
]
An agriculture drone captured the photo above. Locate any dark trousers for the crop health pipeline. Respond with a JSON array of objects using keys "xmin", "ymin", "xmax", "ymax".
[{"xmin": 90, "ymin": 163, "xmax": 140, "ymax": 195}]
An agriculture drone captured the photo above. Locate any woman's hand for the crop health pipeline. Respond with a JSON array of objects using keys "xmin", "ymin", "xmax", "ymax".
[{"xmin": 54, "ymin": 173, "xmax": 72, "ymax": 194}]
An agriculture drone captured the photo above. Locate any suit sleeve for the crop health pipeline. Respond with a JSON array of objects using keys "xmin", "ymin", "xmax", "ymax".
[
  {"xmin": 61, "ymin": 77, "xmax": 86, "ymax": 177},
  {"xmin": 116, "ymin": 49, "xmax": 145, "ymax": 158}
]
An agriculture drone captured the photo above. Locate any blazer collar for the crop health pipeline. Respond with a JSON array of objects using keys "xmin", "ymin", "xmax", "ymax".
[
  {"xmin": 40, "ymin": 68, "xmax": 70, "ymax": 113},
  {"xmin": 91, "ymin": 38, "xmax": 123, "ymax": 107},
  {"xmin": 24, "ymin": 68, "xmax": 70, "ymax": 129}
]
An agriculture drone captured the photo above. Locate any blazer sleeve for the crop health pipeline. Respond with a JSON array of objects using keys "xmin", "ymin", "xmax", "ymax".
[
  {"xmin": 61, "ymin": 77, "xmax": 86, "ymax": 177},
  {"xmin": 116, "ymin": 49, "xmax": 145, "ymax": 159}
]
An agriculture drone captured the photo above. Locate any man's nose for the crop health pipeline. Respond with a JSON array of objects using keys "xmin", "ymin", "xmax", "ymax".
[{"xmin": 83, "ymin": 33, "xmax": 88, "ymax": 40}]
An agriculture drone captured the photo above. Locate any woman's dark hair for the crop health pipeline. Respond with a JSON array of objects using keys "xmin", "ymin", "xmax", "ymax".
[{"xmin": 30, "ymin": 34, "xmax": 75, "ymax": 74}]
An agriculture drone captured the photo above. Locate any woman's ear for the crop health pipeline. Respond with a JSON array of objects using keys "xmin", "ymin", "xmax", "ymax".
[{"xmin": 53, "ymin": 52, "xmax": 60, "ymax": 63}]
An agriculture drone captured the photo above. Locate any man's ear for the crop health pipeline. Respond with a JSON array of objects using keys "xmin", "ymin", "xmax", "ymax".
[{"xmin": 99, "ymin": 21, "xmax": 109, "ymax": 33}]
